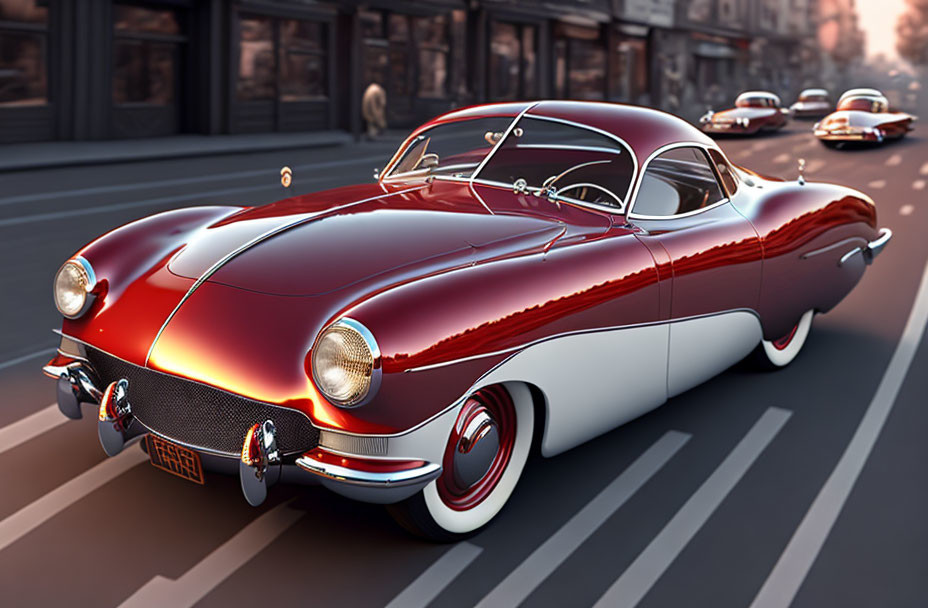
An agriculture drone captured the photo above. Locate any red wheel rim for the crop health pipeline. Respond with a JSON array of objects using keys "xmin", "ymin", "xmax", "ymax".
[
  {"xmin": 772, "ymin": 323, "xmax": 799, "ymax": 350},
  {"xmin": 437, "ymin": 386, "xmax": 516, "ymax": 511}
]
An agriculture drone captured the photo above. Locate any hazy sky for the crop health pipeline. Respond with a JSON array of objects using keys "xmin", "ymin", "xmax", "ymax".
[{"xmin": 856, "ymin": 0, "xmax": 907, "ymax": 59}]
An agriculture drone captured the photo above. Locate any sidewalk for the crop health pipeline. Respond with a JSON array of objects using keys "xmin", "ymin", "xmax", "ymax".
[{"xmin": 0, "ymin": 130, "xmax": 354, "ymax": 173}]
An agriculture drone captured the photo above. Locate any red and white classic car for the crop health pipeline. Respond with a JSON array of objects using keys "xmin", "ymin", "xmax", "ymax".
[
  {"xmin": 814, "ymin": 88, "xmax": 917, "ymax": 146},
  {"xmin": 789, "ymin": 88, "xmax": 832, "ymax": 118},
  {"xmin": 700, "ymin": 91, "xmax": 790, "ymax": 135},
  {"xmin": 46, "ymin": 101, "xmax": 890, "ymax": 540}
]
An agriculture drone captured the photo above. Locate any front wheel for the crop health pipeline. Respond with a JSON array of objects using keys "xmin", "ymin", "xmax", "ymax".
[
  {"xmin": 750, "ymin": 309, "xmax": 814, "ymax": 370},
  {"xmin": 387, "ymin": 383, "xmax": 534, "ymax": 541}
]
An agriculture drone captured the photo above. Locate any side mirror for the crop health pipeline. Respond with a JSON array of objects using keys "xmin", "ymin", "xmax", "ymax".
[{"xmin": 420, "ymin": 153, "xmax": 439, "ymax": 170}]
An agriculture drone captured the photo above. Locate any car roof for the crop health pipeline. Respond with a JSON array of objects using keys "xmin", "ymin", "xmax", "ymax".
[
  {"xmin": 413, "ymin": 100, "xmax": 716, "ymax": 167},
  {"xmin": 799, "ymin": 88, "xmax": 828, "ymax": 97},
  {"xmin": 839, "ymin": 88, "xmax": 883, "ymax": 101},
  {"xmin": 736, "ymin": 91, "xmax": 781, "ymax": 105}
]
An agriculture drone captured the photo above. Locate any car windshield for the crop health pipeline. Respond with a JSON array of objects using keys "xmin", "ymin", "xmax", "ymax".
[
  {"xmin": 476, "ymin": 115, "xmax": 635, "ymax": 211},
  {"xmin": 736, "ymin": 96, "xmax": 773, "ymax": 108},
  {"xmin": 385, "ymin": 116, "xmax": 515, "ymax": 180},
  {"xmin": 837, "ymin": 97, "xmax": 886, "ymax": 113}
]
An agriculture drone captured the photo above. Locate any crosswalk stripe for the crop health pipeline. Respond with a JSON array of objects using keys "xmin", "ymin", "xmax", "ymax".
[
  {"xmin": 386, "ymin": 542, "xmax": 483, "ymax": 608},
  {"xmin": 120, "ymin": 499, "xmax": 304, "ymax": 608},
  {"xmin": 751, "ymin": 258, "xmax": 928, "ymax": 608},
  {"xmin": 476, "ymin": 430, "xmax": 691, "ymax": 608},
  {"xmin": 0, "ymin": 446, "xmax": 148, "ymax": 552},
  {"xmin": 0, "ymin": 403, "xmax": 67, "ymax": 455},
  {"xmin": 595, "ymin": 407, "xmax": 792, "ymax": 608}
]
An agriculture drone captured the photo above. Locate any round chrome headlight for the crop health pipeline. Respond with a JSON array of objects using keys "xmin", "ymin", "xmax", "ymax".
[
  {"xmin": 312, "ymin": 318, "xmax": 381, "ymax": 407},
  {"xmin": 54, "ymin": 257, "xmax": 96, "ymax": 318}
]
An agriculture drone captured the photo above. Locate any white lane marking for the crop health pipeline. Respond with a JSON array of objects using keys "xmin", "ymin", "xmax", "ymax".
[
  {"xmin": 0, "ymin": 403, "xmax": 66, "ymax": 456},
  {"xmin": 867, "ymin": 179, "xmax": 886, "ymax": 189},
  {"xmin": 773, "ymin": 153, "xmax": 791, "ymax": 164},
  {"xmin": 913, "ymin": 180, "xmax": 925, "ymax": 191},
  {"xmin": 120, "ymin": 500, "xmax": 304, "ymax": 608},
  {"xmin": 386, "ymin": 543, "xmax": 483, "ymax": 608},
  {"xmin": 751, "ymin": 141, "xmax": 770, "ymax": 151},
  {"xmin": 0, "ymin": 154, "xmax": 386, "ymax": 208},
  {"xmin": 0, "ymin": 446, "xmax": 148, "ymax": 552},
  {"xmin": 805, "ymin": 159, "xmax": 826, "ymax": 174},
  {"xmin": 920, "ymin": 162, "xmax": 928, "ymax": 175},
  {"xmin": 595, "ymin": 408, "xmax": 792, "ymax": 608},
  {"xmin": 885, "ymin": 154, "xmax": 902, "ymax": 167},
  {"xmin": 0, "ymin": 347, "xmax": 55, "ymax": 372},
  {"xmin": 900, "ymin": 204, "xmax": 914, "ymax": 216},
  {"xmin": 476, "ymin": 431, "xmax": 691, "ymax": 608},
  {"xmin": 751, "ymin": 258, "xmax": 928, "ymax": 608}
]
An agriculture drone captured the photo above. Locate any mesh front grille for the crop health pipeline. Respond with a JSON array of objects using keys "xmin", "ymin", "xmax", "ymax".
[{"xmin": 84, "ymin": 347, "xmax": 319, "ymax": 457}]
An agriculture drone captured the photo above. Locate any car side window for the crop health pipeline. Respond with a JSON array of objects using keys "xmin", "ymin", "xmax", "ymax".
[
  {"xmin": 708, "ymin": 149, "xmax": 738, "ymax": 196},
  {"xmin": 632, "ymin": 147, "xmax": 726, "ymax": 217}
]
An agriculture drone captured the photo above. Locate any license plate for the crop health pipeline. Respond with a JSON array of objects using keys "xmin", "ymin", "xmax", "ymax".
[{"xmin": 146, "ymin": 435, "xmax": 205, "ymax": 485}]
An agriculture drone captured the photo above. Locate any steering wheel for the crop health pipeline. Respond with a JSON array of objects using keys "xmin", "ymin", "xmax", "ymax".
[{"xmin": 557, "ymin": 183, "xmax": 624, "ymax": 210}]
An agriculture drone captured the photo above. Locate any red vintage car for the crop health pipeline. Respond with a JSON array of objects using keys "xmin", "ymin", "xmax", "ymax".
[
  {"xmin": 700, "ymin": 91, "xmax": 790, "ymax": 135},
  {"xmin": 46, "ymin": 101, "xmax": 890, "ymax": 540},
  {"xmin": 789, "ymin": 88, "xmax": 832, "ymax": 119},
  {"xmin": 814, "ymin": 88, "xmax": 917, "ymax": 146}
]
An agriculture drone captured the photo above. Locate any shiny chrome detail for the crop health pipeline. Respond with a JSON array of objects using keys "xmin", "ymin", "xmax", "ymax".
[
  {"xmin": 865, "ymin": 228, "xmax": 892, "ymax": 263},
  {"xmin": 280, "ymin": 166, "xmax": 292, "ymax": 188},
  {"xmin": 838, "ymin": 228, "xmax": 892, "ymax": 267},
  {"xmin": 295, "ymin": 455, "xmax": 441, "ymax": 488},
  {"xmin": 319, "ymin": 429, "xmax": 388, "ymax": 456},
  {"xmin": 46, "ymin": 360, "xmax": 103, "ymax": 419},
  {"xmin": 801, "ymin": 237, "xmax": 866, "ymax": 260},
  {"xmin": 97, "ymin": 379, "xmax": 135, "ymax": 457},
  {"xmin": 797, "ymin": 158, "xmax": 806, "ymax": 185},
  {"xmin": 54, "ymin": 256, "xmax": 98, "ymax": 319},
  {"xmin": 311, "ymin": 317, "xmax": 382, "ymax": 408},
  {"xmin": 239, "ymin": 420, "xmax": 281, "ymax": 507},
  {"xmin": 144, "ymin": 185, "xmax": 427, "ymax": 365},
  {"xmin": 453, "ymin": 409, "xmax": 499, "ymax": 490}
]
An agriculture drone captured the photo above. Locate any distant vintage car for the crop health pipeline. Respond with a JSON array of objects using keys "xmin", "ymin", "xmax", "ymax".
[
  {"xmin": 814, "ymin": 88, "xmax": 917, "ymax": 147},
  {"xmin": 790, "ymin": 88, "xmax": 832, "ymax": 118},
  {"xmin": 700, "ymin": 91, "xmax": 790, "ymax": 135},
  {"xmin": 46, "ymin": 101, "xmax": 890, "ymax": 540}
]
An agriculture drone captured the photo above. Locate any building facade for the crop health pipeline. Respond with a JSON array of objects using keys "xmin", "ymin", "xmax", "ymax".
[{"xmin": 0, "ymin": 0, "xmax": 821, "ymax": 143}]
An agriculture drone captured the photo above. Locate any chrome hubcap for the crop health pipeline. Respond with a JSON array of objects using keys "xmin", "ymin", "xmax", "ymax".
[{"xmin": 452, "ymin": 406, "xmax": 499, "ymax": 490}]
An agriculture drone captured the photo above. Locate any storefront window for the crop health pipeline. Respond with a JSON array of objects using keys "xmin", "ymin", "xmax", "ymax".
[
  {"xmin": 415, "ymin": 15, "xmax": 448, "ymax": 98},
  {"xmin": 388, "ymin": 14, "xmax": 411, "ymax": 97},
  {"xmin": 554, "ymin": 23, "xmax": 606, "ymax": 101},
  {"xmin": 237, "ymin": 16, "xmax": 274, "ymax": 101},
  {"xmin": 279, "ymin": 19, "xmax": 326, "ymax": 101},
  {"xmin": 112, "ymin": 5, "xmax": 183, "ymax": 106},
  {"xmin": 489, "ymin": 21, "xmax": 538, "ymax": 102},
  {"xmin": 237, "ymin": 15, "xmax": 327, "ymax": 103},
  {"xmin": 0, "ymin": 0, "xmax": 49, "ymax": 106},
  {"xmin": 610, "ymin": 36, "xmax": 649, "ymax": 103}
]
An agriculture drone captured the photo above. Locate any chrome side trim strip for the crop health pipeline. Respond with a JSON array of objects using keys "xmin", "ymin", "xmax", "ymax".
[
  {"xmin": 866, "ymin": 227, "xmax": 892, "ymax": 263},
  {"xmin": 295, "ymin": 456, "xmax": 441, "ymax": 488},
  {"xmin": 801, "ymin": 237, "xmax": 866, "ymax": 260},
  {"xmin": 144, "ymin": 184, "xmax": 427, "ymax": 365}
]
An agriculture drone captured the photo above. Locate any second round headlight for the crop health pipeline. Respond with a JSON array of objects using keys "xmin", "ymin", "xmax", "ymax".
[{"xmin": 312, "ymin": 319, "xmax": 381, "ymax": 407}]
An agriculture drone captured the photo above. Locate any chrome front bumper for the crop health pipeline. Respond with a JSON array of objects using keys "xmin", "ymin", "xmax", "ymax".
[
  {"xmin": 295, "ymin": 451, "xmax": 442, "ymax": 504},
  {"xmin": 839, "ymin": 228, "xmax": 893, "ymax": 266}
]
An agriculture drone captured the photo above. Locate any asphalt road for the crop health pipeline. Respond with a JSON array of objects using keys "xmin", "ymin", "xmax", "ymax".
[{"xmin": 0, "ymin": 115, "xmax": 926, "ymax": 608}]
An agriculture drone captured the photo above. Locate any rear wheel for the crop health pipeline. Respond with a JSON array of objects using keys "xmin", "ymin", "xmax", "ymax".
[
  {"xmin": 751, "ymin": 309, "xmax": 814, "ymax": 369},
  {"xmin": 387, "ymin": 383, "xmax": 534, "ymax": 541}
]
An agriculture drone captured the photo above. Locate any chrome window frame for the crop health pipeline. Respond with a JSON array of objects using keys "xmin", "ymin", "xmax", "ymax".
[
  {"xmin": 473, "ymin": 113, "xmax": 638, "ymax": 215},
  {"xmin": 626, "ymin": 142, "xmax": 732, "ymax": 221}
]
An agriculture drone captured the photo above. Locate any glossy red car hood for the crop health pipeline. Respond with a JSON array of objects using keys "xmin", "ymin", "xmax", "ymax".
[{"xmin": 168, "ymin": 181, "xmax": 566, "ymax": 296}]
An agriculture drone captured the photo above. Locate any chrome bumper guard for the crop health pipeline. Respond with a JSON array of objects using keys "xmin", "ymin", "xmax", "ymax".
[
  {"xmin": 839, "ymin": 228, "xmax": 892, "ymax": 267},
  {"xmin": 44, "ymin": 360, "xmax": 103, "ymax": 420},
  {"xmin": 295, "ymin": 454, "xmax": 441, "ymax": 504}
]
